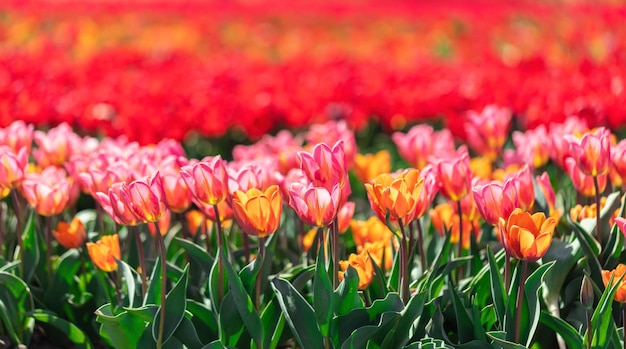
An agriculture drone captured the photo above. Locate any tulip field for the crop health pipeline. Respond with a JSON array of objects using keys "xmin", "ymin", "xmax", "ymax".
[{"xmin": 3, "ymin": 1, "xmax": 626, "ymax": 349}]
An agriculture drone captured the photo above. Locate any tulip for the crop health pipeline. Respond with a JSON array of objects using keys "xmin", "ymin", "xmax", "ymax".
[
  {"xmin": 288, "ymin": 182, "xmax": 340, "ymax": 227},
  {"xmin": 161, "ymin": 172, "xmax": 193, "ymax": 213},
  {"xmin": 429, "ymin": 203, "xmax": 480, "ymax": 250},
  {"xmin": 305, "ymin": 120, "xmax": 357, "ymax": 167},
  {"xmin": 53, "ymin": 217, "xmax": 87, "ymax": 249},
  {"xmin": 498, "ymin": 208, "xmax": 555, "ymax": 262},
  {"xmin": 436, "ymin": 152, "xmax": 471, "ymax": 202},
  {"xmin": 95, "ymin": 184, "xmax": 141, "ymax": 226},
  {"xmin": 565, "ymin": 157, "xmax": 607, "ymax": 197},
  {"xmin": 465, "ymin": 105, "xmax": 511, "ymax": 161},
  {"xmin": 469, "ymin": 156, "xmax": 493, "ymax": 180},
  {"xmin": 21, "ymin": 175, "xmax": 71, "ymax": 217},
  {"xmin": 338, "ymin": 250, "xmax": 374, "ymax": 290},
  {"xmin": 0, "ymin": 147, "xmax": 29, "ymax": 189},
  {"xmin": 365, "ymin": 169, "xmax": 424, "ymax": 222},
  {"xmin": 0, "ymin": 120, "xmax": 34, "ymax": 154},
  {"xmin": 602, "ymin": 264, "xmax": 626, "ymax": 303},
  {"xmin": 353, "ymin": 150, "xmax": 391, "ymax": 184},
  {"xmin": 335, "ymin": 202, "xmax": 355, "ymax": 234},
  {"xmin": 127, "ymin": 172, "xmax": 168, "ymax": 223},
  {"xmin": 202, "ymin": 199, "xmax": 234, "ymax": 224},
  {"xmin": 512, "ymin": 125, "xmax": 551, "ymax": 169},
  {"xmin": 298, "ymin": 141, "xmax": 351, "ymax": 204},
  {"xmin": 548, "ymin": 116, "xmax": 589, "ymax": 168},
  {"xmin": 147, "ymin": 210, "xmax": 171, "ymax": 237},
  {"xmin": 392, "ymin": 125, "xmax": 455, "ymax": 169},
  {"xmin": 33, "ymin": 123, "xmax": 82, "ymax": 167},
  {"xmin": 87, "ymin": 234, "xmax": 121, "ymax": 272},
  {"xmin": 506, "ymin": 166, "xmax": 535, "ymax": 211},
  {"xmin": 232, "ymin": 185, "xmax": 282, "ymax": 237},
  {"xmin": 185, "ymin": 210, "xmax": 206, "ymax": 237},
  {"xmin": 565, "ymin": 127, "xmax": 611, "ymax": 177},
  {"xmin": 180, "ymin": 156, "xmax": 229, "ymax": 206},
  {"xmin": 361, "ymin": 240, "xmax": 394, "ymax": 271},
  {"xmin": 472, "ymin": 180, "xmax": 518, "ymax": 226},
  {"xmin": 613, "ymin": 140, "xmax": 626, "ymax": 186}
]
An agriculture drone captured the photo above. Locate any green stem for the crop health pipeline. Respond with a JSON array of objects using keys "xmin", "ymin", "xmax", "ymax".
[
  {"xmin": 593, "ymin": 175, "xmax": 602, "ymax": 250},
  {"xmin": 11, "ymin": 190, "xmax": 23, "ymax": 277},
  {"xmin": 154, "ymin": 222, "xmax": 167, "ymax": 349},
  {"xmin": 504, "ymin": 253, "xmax": 511, "ymax": 293},
  {"xmin": 514, "ymin": 260, "xmax": 528, "ymax": 344},
  {"xmin": 255, "ymin": 236, "xmax": 265, "ymax": 313},
  {"xmin": 456, "ymin": 200, "xmax": 464, "ymax": 281},
  {"xmin": 397, "ymin": 217, "xmax": 409, "ymax": 304},
  {"xmin": 416, "ymin": 219, "xmax": 427, "ymax": 271},
  {"xmin": 45, "ymin": 215, "xmax": 53, "ymax": 285},
  {"xmin": 132, "ymin": 225, "xmax": 148, "ymax": 298},
  {"xmin": 213, "ymin": 204, "xmax": 225, "ymax": 304},
  {"xmin": 332, "ymin": 216, "xmax": 339, "ymax": 289}
]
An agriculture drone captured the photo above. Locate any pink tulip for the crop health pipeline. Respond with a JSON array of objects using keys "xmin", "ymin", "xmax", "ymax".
[
  {"xmin": 127, "ymin": 172, "xmax": 168, "ymax": 223},
  {"xmin": 436, "ymin": 152, "xmax": 472, "ymax": 202},
  {"xmin": 95, "ymin": 184, "xmax": 141, "ymax": 226},
  {"xmin": 180, "ymin": 155, "xmax": 229, "ymax": 206},
  {"xmin": 21, "ymin": 174, "xmax": 71, "ymax": 217},
  {"xmin": 565, "ymin": 127, "xmax": 611, "ymax": 177},
  {"xmin": 0, "ymin": 146, "xmax": 29, "ymax": 189},
  {"xmin": 465, "ymin": 105, "xmax": 511, "ymax": 161},
  {"xmin": 565, "ymin": 157, "xmax": 607, "ymax": 197},
  {"xmin": 512, "ymin": 125, "xmax": 551, "ymax": 169},
  {"xmin": 392, "ymin": 125, "xmax": 455, "ymax": 169},
  {"xmin": 288, "ymin": 182, "xmax": 340, "ymax": 227},
  {"xmin": 298, "ymin": 141, "xmax": 351, "ymax": 204},
  {"xmin": 0, "ymin": 120, "xmax": 34, "ymax": 154},
  {"xmin": 472, "ymin": 180, "xmax": 518, "ymax": 226}
]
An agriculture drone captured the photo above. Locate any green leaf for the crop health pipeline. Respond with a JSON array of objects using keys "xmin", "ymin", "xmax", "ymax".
[
  {"xmin": 569, "ymin": 215, "xmax": 605, "ymax": 294},
  {"xmin": 221, "ymin": 249, "xmax": 265, "ymax": 347},
  {"xmin": 261, "ymin": 298, "xmax": 285, "ymax": 349},
  {"xmin": 334, "ymin": 265, "xmax": 363, "ymax": 317},
  {"xmin": 487, "ymin": 246, "xmax": 506, "ymax": 327},
  {"xmin": 27, "ymin": 309, "xmax": 93, "ymax": 349},
  {"xmin": 541, "ymin": 240, "xmax": 579, "ymax": 311},
  {"xmin": 450, "ymin": 279, "xmax": 475, "ymax": 343},
  {"xmin": 391, "ymin": 290, "xmax": 428, "ymax": 347},
  {"xmin": 175, "ymin": 237, "xmax": 215, "ymax": 274},
  {"xmin": 314, "ymin": 240, "xmax": 333, "ymax": 337},
  {"xmin": 486, "ymin": 331, "xmax": 527, "ymax": 349},
  {"xmin": 585, "ymin": 273, "xmax": 623, "ymax": 348},
  {"xmin": 539, "ymin": 311, "xmax": 583, "ymax": 349},
  {"xmin": 144, "ymin": 255, "xmax": 162, "ymax": 306},
  {"xmin": 366, "ymin": 251, "xmax": 388, "ymax": 301},
  {"xmin": 20, "ymin": 211, "xmax": 40, "ymax": 283},
  {"xmin": 271, "ymin": 278, "xmax": 324, "ymax": 349},
  {"xmin": 335, "ymin": 293, "xmax": 403, "ymax": 345},
  {"xmin": 95, "ymin": 304, "xmax": 148, "ymax": 349},
  {"xmin": 118, "ymin": 260, "xmax": 137, "ymax": 308},
  {"xmin": 173, "ymin": 315, "xmax": 204, "ymax": 349},
  {"xmin": 0, "ymin": 298, "xmax": 21, "ymax": 345},
  {"xmin": 201, "ymin": 340, "xmax": 230, "ymax": 349},
  {"xmin": 340, "ymin": 311, "xmax": 400, "ymax": 349},
  {"xmin": 218, "ymin": 292, "xmax": 244, "ymax": 346},
  {"xmin": 187, "ymin": 300, "xmax": 218, "ymax": 342},
  {"xmin": 152, "ymin": 265, "xmax": 189, "ymax": 344}
]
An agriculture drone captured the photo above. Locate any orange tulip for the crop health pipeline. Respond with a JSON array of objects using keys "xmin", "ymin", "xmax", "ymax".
[
  {"xmin": 338, "ymin": 250, "xmax": 374, "ymax": 290},
  {"xmin": 365, "ymin": 169, "xmax": 424, "ymax": 222},
  {"xmin": 185, "ymin": 210, "xmax": 205, "ymax": 237},
  {"xmin": 232, "ymin": 185, "xmax": 282, "ymax": 237},
  {"xmin": 361, "ymin": 240, "xmax": 394, "ymax": 271},
  {"xmin": 87, "ymin": 234, "xmax": 121, "ymax": 272},
  {"xmin": 354, "ymin": 150, "xmax": 391, "ymax": 184},
  {"xmin": 429, "ymin": 203, "xmax": 480, "ymax": 249},
  {"xmin": 53, "ymin": 217, "xmax": 87, "ymax": 249},
  {"xmin": 147, "ymin": 210, "xmax": 171, "ymax": 237},
  {"xmin": 602, "ymin": 264, "xmax": 626, "ymax": 303},
  {"xmin": 498, "ymin": 209, "xmax": 555, "ymax": 262}
]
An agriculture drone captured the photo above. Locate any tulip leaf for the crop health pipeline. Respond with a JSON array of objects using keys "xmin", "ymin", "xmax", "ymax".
[
  {"xmin": 569, "ymin": 216, "xmax": 604, "ymax": 290},
  {"xmin": 208, "ymin": 250, "xmax": 228, "ymax": 314},
  {"xmin": 144, "ymin": 255, "xmax": 162, "ymax": 306},
  {"xmin": 271, "ymin": 277, "xmax": 324, "ymax": 349},
  {"xmin": 27, "ymin": 309, "xmax": 93, "ymax": 349},
  {"xmin": 95, "ymin": 304, "xmax": 148, "ymax": 349},
  {"xmin": 221, "ymin": 249, "xmax": 265, "ymax": 348},
  {"xmin": 487, "ymin": 246, "xmax": 506, "ymax": 327},
  {"xmin": 172, "ymin": 315, "xmax": 204, "ymax": 349},
  {"xmin": 388, "ymin": 246, "xmax": 400, "ymax": 292},
  {"xmin": 200, "ymin": 340, "xmax": 229, "ymax": 349},
  {"xmin": 218, "ymin": 291, "xmax": 244, "ymax": 346},
  {"xmin": 585, "ymin": 273, "xmax": 623, "ymax": 348},
  {"xmin": 366, "ymin": 250, "xmax": 388, "ymax": 301},
  {"xmin": 541, "ymin": 240, "xmax": 580, "ymax": 312},
  {"xmin": 174, "ymin": 237, "xmax": 215, "ymax": 274},
  {"xmin": 118, "ymin": 260, "xmax": 137, "ymax": 308},
  {"xmin": 186, "ymin": 300, "xmax": 219, "ymax": 343},
  {"xmin": 486, "ymin": 331, "xmax": 527, "ymax": 349},
  {"xmin": 504, "ymin": 261, "xmax": 554, "ymax": 347},
  {"xmin": 390, "ymin": 289, "xmax": 428, "ymax": 348},
  {"xmin": 335, "ymin": 292, "xmax": 403, "ymax": 345},
  {"xmin": 340, "ymin": 311, "xmax": 400, "ymax": 349},
  {"xmin": 314, "ymin": 239, "xmax": 333, "ymax": 337},
  {"xmin": 539, "ymin": 311, "xmax": 583, "ymax": 349},
  {"xmin": 152, "ymin": 264, "xmax": 189, "ymax": 344},
  {"xmin": 20, "ymin": 211, "xmax": 40, "ymax": 283},
  {"xmin": 449, "ymin": 278, "xmax": 476, "ymax": 344},
  {"xmin": 0, "ymin": 298, "xmax": 21, "ymax": 345},
  {"xmin": 261, "ymin": 298, "xmax": 285, "ymax": 349},
  {"xmin": 334, "ymin": 265, "xmax": 363, "ymax": 317},
  {"xmin": 405, "ymin": 338, "xmax": 455, "ymax": 349}
]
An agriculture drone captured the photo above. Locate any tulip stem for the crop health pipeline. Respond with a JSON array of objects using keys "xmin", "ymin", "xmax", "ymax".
[
  {"xmin": 0, "ymin": 204, "xmax": 4, "ymax": 257},
  {"xmin": 255, "ymin": 236, "xmax": 266, "ymax": 313},
  {"xmin": 456, "ymin": 200, "xmax": 464, "ymax": 281},
  {"xmin": 11, "ymin": 190, "xmax": 23, "ymax": 277},
  {"xmin": 213, "ymin": 204, "xmax": 225, "ymax": 304},
  {"xmin": 504, "ymin": 254, "xmax": 511, "ymax": 293},
  {"xmin": 154, "ymin": 223, "xmax": 167, "ymax": 349},
  {"xmin": 397, "ymin": 218, "xmax": 409, "ymax": 304},
  {"xmin": 622, "ymin": 302, "xmax": 625, "ymax": 349},
  {"xmin": 416, "ymin": 219, "xmax": 427, "ymax": 271},
  {"xmin": 616, "ymin": 303, "xmax": 626, "ymax": 349},
  {"xmin": 586, "ymin": 308, "xmax": 592, "ymax": 349},
  {"xmin": 593, "ymin": 175, "xmax": 602, "ymax": 249},
  {"xmin": 45, "ymin": 215, "xmax": 53, "ymax": 285},
  {"xmin": 243, "ymin": 233, "xmax": 251, "ymax": 265},
  {"xmin": 332, "ymin": 216, "xmax": 339, "ymax": 289},
  {"xmin": 110, "ymin": 270, "xmax": 122, "ymax": 306},
  {"xmin": 132, "ymin": 226, "xmax": 148, "ymax": 298},
  {"xmin": 176, "ymin": 212, "xmax": 190, "ymax": 265},
  {"xmin": 96, "ymin": 202, "xmax": 105, "ymax": 235},
  {"xmin": 514, "ymin": 260, "xmax": 528, "ymax": 344}
]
